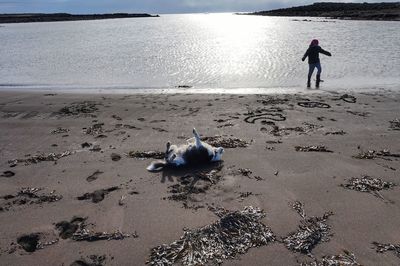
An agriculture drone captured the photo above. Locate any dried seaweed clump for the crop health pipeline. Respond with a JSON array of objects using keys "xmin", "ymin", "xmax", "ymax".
[
  {"xmin": 167, "ymin": 167, "xmax": 223, "ymax": 209},
  {"xmin": 57, "ymin": 101, "xmax": 99, "ymax": 116},
  {"xmin": 127, "ymin": 150, "xmax": 164, "ymax": 159},
  {"xmin": 295, "ymin": 145, "xmax": 333, "ymax": 153},
  {"xmin": 202, "ymin": 136, "xmax": 250, "ymax": 148},
  {"xmin": 373, "ymin": 242, "xmax": 400, "ymax": 258},
  {"xmin": 291, "ymin": 201, "xmax": 306, "ymax": 219},
  {"xmin": 147, "ymin": 206, "xmax": 275, "ymax": 266},
  {"xmin": 283, "ymin": 212, "xmax": 333, "ymax": 255},
  {"xmin": 84, "ymin": 123, "xmax": 104, "ymax": 135},
  {"xmin": 301, "ymin": 250, "xmax": 361, "ymax": 266},
  {"xmin": 71, "ymin": 255, "xmax": 107, "ymax": 266},
  {"xmin": 389, "ymin": 119, "xmax": 400, "ymax": 130},
  {"xmin": 1, "ymin": 187, "xmax": 62, "ymax": 212},
  {"xmin": 8, "ymin": 151, "xmax": 73, "ymax": 166},
  {"xmin": 51, "ymin": 127, "xmax": 69, "ymax": 134},
  {"xmin": 341, "ymin": 176, "xmax": 396, "ymax": 200},
  {"xmin": 268, "ymin": 123, "xmax": 322, "ymax": 137},
  {"xmin": 55, "ymin": 216, "xmax": 135, "ymax": 242}
]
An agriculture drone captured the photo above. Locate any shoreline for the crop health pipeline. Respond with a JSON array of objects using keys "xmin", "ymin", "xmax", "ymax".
[
  {"xmin": 0, "ymin": 13, "xmax": 160, "ymax": 24},
  {"xmin": 0, "ymin": 84, "xmax": 398, "ymax": 95},
  {"xmin": 0, "ymin": 90, "xmax": 399, "ymax": 265}
]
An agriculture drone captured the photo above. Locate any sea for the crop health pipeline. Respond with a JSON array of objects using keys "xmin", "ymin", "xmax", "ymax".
[{"xmin": 0, "ymin": 13, "xmax": 399, "ymax": 93}]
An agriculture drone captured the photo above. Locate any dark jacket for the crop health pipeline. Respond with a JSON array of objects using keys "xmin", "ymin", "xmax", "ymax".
[{"xmin": 302, "ymin": 45, "xmax": 331, "ymax": 64}]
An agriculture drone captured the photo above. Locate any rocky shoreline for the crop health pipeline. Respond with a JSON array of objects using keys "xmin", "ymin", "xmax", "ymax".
[
  {"xmin": 0, "ymin": 13, "xmax": 159, "ymax": 24},
  {"xmin": 244, "ymin": 2, "xmax": 400, "ymax": 21}
]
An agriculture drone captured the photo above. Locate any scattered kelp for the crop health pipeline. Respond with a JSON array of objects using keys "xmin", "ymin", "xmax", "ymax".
[
  {"xmin": 300, "ymin": 250, "xmax": 361, "ymax": 266},
  {"xmin": 115, "ymin": 123, "xmax": 141, "ymax": 130},
  {"xmin": 77, "ymin": 187, "xmax": 120, "ymax": 203},
  {"xmin": 56, "ymin": 217, "xmax": 87, "ymax": 239},
  {"xmin": 167, "ymin": 167, "xmax": 223, "ymax": 209},
  {"xmin": 57, "ymin": 101, "xmax": 99, "ymax": 117},
  {"xmin": 72, "ymin": 229, "xmax": 133, "ymax": 242},
  {"xmin": 389, "ymin": 119, "xmax": 400, "ymax": 130},
  {"xmin": 346, "ymin": 111, "xmax": 370, "ymax": 117},
  {"xmin": 83, "ymin": 123, "xmax": 104, "ymax": 136},
  {"xmin": 341, "ymin": 176, "xmax": 396, "ymax": 201},
  {"xmin": 373, "ymin": 242, "xmax": 400, "ymax": 258},
  {"xmin": 71, "ymin": 255, "xmax": 107, "ymax": 266},
  {"xmin": 290, "ymin": 201, "xmax": 306, "ymax": 219},
  {"xmin": 238, "ymin": 192, "xmax": 255, "ymax": 202},
  {"xmin": 353, "ymin": 149, "xmax": 400, "ymax": 160},
  {"xmin": 339, "ymin": 94, "xmax": 357, "ymax": 103},
  {"xmin": 238, "ymin": 168, "xmax": 252, "ymax": 177},
  {"xmin": 147, "ymin": 206, "xmax": 275, "ymax": 266},
  {"xmin": 353, "ymin": 150, "xmax": 376, "ymax": 159},
  {"xmin": 324, "ymin": 130, "xmax": 346, "ymax": 136},
  {"xmin": 51, "ymin": 127, "xmax": 69, "ymax": 134},
  {"xmin": 298, "ymin": 102, "xmax": 330, "ymax": 108},
  {"xmin": 55, "ymin": 216, "xmax": 136, "ymax": 242},
  {"xmin": 127, "ymin": 150, "xmax": 164, "ymax": 159},
  {"xmin": 295, "ymin": 145, "xmax": 333, "ymax": 152},
  {"xmin": 283, "ymin": 212, "xmax": 333, "ymax": 256},
  {"xmin": 8, "ymin": 151, "xmax": 73, "ymax": 166},
  {"xmin": 0, "ymin": 187, "xmax": 62, "ymax": 212},
  {"xmin": 201, "ymin": 136, "xmax": 250, "ymax": 148}
]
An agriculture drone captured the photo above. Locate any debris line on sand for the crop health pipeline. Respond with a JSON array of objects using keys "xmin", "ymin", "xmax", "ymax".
[
  {"xmin": 297, "ymin": 102, "xmax": 330, "ymax": 108},
  {"xmin": 290, "ymin": 201, "xmax": 306, "ymax": 219},
  {"xmin": 341, "ymin": 176, "xmax": 396, "ymax": 201},
  {"xmin": 201, "ymin": 136, "xmax": 250, "ymax": 148},
  {"xmin": 353, "ymin": 149, "xmax": 400, "ymax": 159},
  {"xmin": 127, "ymin": 150, "xmax": 164, "ymax": 159},
  {"xmin": 8, "ymin": 151, "xmax": 73, "ymax": 166},
  {"xmin": 55, "ymin": 216, "xmax": 136, "ymax": 242},
  {"xmin": 167, "ymin": 166, "xmax": 223, "ymax": 209},
  {"xmin": 295, "ymin": 145, "xmax": 333, "ymax": 153},
  {"xmin": 147, "ymin": 206, "xmax": 275, "ymax": 265},
  {"xmin": 1, "ymin": 187, "xmax": 62, "ymax": 211},
  {"xmin": 373, "ymin": 242, "xmax": 400, "ymax": 258},
  {"xmin": 389, "ymin": 119, "xmax": 400, "ymax": 130},
  {"xmin": 283, "ymin": 212, "xmax": 333, "ymax": 255},
  {"xmin": 57, "ymin": 101, "xmax": 99, "ymax": 116},
  {"xmin": 300, "ymin": 250, "xmax": 361, "ymax": 266}
]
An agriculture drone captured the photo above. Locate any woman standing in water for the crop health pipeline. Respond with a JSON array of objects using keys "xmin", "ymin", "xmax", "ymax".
[{"xmin": 302, "ymin": 39, "xmax": 332, "ymax": 88}]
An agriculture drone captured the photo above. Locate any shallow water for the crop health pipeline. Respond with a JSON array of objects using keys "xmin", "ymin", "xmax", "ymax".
[{"xmin": 0, "ymin": 13, "xmax": 399, "ymax": 92}]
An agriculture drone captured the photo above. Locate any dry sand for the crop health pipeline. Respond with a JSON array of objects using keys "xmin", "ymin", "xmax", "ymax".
[{"xmin": 0, "ymin": 90, "xmax": 399, "ymax": 265}]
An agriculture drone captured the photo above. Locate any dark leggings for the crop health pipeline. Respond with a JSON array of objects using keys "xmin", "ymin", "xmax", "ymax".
[{"xmin": 308, "ymin": 62, "xmax": 321, "ymax": 79}]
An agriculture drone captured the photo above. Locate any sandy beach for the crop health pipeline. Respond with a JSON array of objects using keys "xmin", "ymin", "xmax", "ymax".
[{"xmin": 0, "ymin": 89, "xmax": 399, "ymax": 265}]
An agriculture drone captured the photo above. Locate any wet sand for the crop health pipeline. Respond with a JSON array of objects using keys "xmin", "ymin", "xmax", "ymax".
[{"xmin": 0, "ymin": 90, "xmax": 399, "ymax": 265}]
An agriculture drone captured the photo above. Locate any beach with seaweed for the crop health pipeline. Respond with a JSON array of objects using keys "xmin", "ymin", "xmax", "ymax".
[{"xmin": 0, "ymin": 89, "xmax": 399, "ymax": 265}]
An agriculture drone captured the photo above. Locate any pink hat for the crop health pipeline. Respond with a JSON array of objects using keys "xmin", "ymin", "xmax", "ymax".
[{"xmin": 310, "ymin": 39, "xmax": 319, "ymax": 46}]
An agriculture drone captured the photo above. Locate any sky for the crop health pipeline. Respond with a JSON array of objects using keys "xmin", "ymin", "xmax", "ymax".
[{"xmin": 0, "ymin": 0, "xmax": 398, "ymax": 14}]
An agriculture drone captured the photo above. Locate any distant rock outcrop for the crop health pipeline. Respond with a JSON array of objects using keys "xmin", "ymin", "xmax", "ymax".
[
  {"xmin": 244, "ymin": 2, "xmax": 400, "ymax": 21},
  {"xmin": 0, "ymin": 13, "xmax": 159, "ymax": 24}
]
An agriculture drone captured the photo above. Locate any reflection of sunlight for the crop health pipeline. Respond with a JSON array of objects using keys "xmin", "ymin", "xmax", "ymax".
[{"xmin": 191, "ymin": 13, "xmax": 266, "ymax": 75}]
